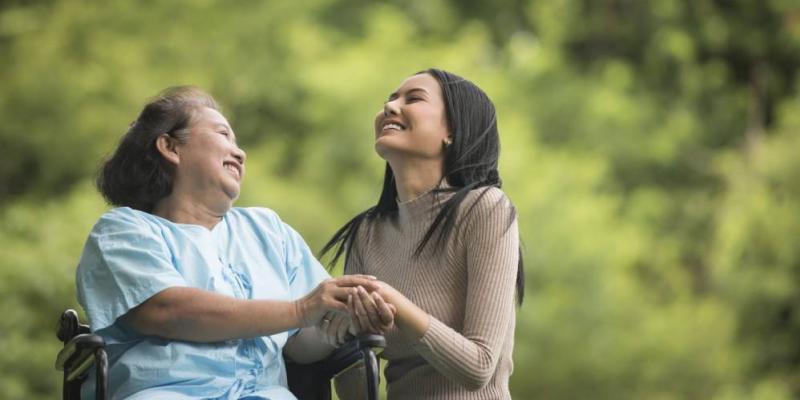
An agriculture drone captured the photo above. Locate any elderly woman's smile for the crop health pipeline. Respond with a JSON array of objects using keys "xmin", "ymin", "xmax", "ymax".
[{"xmin": 224, "ymin": 162, "xmax": 241, "ymax": 180}]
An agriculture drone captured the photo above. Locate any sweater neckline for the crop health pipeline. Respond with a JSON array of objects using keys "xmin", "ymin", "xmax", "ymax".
[{"xmin": 396, "ymin": 181, "xmax": 454, "ymax": 225}]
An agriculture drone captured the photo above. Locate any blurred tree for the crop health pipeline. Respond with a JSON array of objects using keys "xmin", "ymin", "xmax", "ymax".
[
  {"xmin": 0, "ymin": 0, "xmax": 798, "ymax": 399},
  {"xmin": 712, "ymin": 91, "xmax": 800, "ymax": 396}
]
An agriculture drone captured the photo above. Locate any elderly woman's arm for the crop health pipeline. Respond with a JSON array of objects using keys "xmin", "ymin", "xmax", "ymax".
[{"xmin": 122, "ymin": 276, "xmax": 379, "ymax": 343}]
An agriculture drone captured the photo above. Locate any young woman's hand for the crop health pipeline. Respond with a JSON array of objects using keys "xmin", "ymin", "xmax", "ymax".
[
  {"xmin": 294, "ymin": 275, "xmax": 379, "ymax": 327},
  {"xmin": 349, "ymin": 285, "xmax": 397, "ymax": 335},
  {"xmin": 361, "ymin": 281, "xmax": 431, "ymax": 340}
]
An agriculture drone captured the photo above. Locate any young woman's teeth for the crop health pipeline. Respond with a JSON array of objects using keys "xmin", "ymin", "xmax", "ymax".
[{"xmin": 384, "ymin": 123, "xmax": 402, "ymax": 130}]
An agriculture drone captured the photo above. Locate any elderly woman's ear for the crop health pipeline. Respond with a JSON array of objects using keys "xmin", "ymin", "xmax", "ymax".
[{"xmin": 155, "ymin": 133, "xmax": 181, "ymax": 165}]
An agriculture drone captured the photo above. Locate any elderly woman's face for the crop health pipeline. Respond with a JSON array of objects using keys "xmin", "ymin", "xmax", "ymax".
[
  {"xmin": 173, "ymin": 107, "xmax": 246, "ymax": 202},
  {"xmin": 373, "ymin": 73, "xmax": 449, "ymax": 162}
]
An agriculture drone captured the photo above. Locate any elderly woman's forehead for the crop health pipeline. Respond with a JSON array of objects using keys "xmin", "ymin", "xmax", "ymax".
[{"xmin": 194, "ymin": 107, "xmax": 230, "ymax": 127}]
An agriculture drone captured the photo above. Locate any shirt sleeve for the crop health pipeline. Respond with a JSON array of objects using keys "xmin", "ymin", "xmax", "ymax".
[
  {"xmin": 276, "ymin": 216, "xmax": 330, "ymax": 336},
  {"xmin": 280, "ymin": 222, "xmax": 330, "ymax": 300},
  {"xmin": 410, "ymin": 188, "xmax": 519, "ymax": 390},
  {"xmin": 76, "ymin": 208, "xmax": 187, "ymax": 334}
]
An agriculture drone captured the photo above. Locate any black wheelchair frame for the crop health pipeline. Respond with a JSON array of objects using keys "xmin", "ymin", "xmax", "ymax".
[{"xmin": 55, "ymin": 309, "xmax": 384, "ymax": 400}]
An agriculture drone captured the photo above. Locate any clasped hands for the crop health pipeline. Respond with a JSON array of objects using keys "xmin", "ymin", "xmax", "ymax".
[{"xmin": 295, "ymin": 275, "xmax": 398, "ymax": 348}]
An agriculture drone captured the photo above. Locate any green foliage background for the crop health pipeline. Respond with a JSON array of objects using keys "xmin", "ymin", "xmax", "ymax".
[{"xmin": 1, "ymin": 0, "xmax": 799, "ymax": 398}]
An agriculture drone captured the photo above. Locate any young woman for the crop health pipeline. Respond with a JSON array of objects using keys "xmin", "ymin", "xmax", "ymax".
[
  {"xmin": 76, "ymin": 86, "xmax": 381, "ymax": 399},
  {"xmin": 324, "ymin": 69, "xmax": 524, "ymax": 399}
]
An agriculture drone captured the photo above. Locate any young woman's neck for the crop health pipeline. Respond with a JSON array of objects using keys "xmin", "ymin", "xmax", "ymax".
[
  {"xmin": 388, "ymin": 158, "xmax": 444, "ymax": 203},
  {"xmin": 152, "ymin": 191, "xmax": 230, "ymax": 230}
]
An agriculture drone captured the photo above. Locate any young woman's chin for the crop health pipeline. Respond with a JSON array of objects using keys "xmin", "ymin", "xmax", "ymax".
[{"xmin": 374, "ymin": 137, "xmax": 399, "ymax": 160}]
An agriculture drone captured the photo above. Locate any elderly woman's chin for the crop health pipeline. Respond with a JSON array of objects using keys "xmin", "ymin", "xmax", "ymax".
[{"xmin": 222, "ymin": 182, "xmax": 241, "ymax": 203}]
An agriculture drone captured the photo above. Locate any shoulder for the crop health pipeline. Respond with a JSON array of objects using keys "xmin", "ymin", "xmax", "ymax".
[
  {"xmin": 98, "ymin": 206, "xmax": 148, "ymax": 222},
  {"xmin": 92, "ymin": 207, "xmax": 158, "ymax": 234},
  {"xmin": 457, "ymin": 186, "xmax": 517, "ymax": 233},
  {"xmin": 227, "ymin": 207, "xmax": 298, "ymax": 243},
  {"xmin": 227, "ymin": 207, "xmax": 283, "ymax": 228},
  {"xmin": 85, "ymin": 208, "xmax": 173, "ymax": 256},
  {"xmin": 462, "ymin": 186, "xmax": 514, "ymax": 216}
]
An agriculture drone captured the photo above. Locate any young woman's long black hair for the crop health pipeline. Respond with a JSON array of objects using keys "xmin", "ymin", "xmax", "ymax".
[{"xmin": 321, "ymin": 68, "xmax": 525, "ymax": 305}]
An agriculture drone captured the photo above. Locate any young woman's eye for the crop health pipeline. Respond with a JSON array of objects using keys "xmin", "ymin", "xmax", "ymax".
[{"xmin": 406, "ymin": 97, "xmax": 421, "ymax": 103}]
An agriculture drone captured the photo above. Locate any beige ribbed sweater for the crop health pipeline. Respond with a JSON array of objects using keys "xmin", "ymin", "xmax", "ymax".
[{"xmin": 335, "ymin": 186, "xmax": 519, "ymax": 399}]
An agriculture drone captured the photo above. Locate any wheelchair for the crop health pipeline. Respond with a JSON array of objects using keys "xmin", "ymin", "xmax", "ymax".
[{"xmin": 55, "ymin": 309, "xmax": 384, "ymax": 400}]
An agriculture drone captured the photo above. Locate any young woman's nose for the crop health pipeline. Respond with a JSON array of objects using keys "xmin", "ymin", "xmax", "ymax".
[{"xmin": 383, "ymin": 99, "xmax": 400, "ymax": 116}]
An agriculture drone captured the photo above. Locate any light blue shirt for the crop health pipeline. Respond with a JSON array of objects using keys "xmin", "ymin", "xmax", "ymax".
[{"xmin": 76, "ymin": 207, "xmax": 330, "ymax": 399}]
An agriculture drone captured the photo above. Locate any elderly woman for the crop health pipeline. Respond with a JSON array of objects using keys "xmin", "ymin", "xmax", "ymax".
[{"xmin": 76, "ymin": 86, "xmax": 380, "ymax": 399}]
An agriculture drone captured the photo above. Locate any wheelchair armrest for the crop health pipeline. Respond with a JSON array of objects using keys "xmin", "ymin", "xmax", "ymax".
[
  {"xmin": 286, "ymin": 333, "xmax": 385, "ymax": 400},
  {"xmin": 57, "ymin": 309, "xmax": 91, "ymax": 343},
  {"xmin": 55, "ymin": 333, "xmax": 106, "ymax": 381},
  {"xmin": 321, "ymin": 334, "xmax": 385, "ymax": 378}
]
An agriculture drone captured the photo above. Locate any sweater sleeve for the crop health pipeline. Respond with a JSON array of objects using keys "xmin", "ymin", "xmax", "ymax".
[{"xmin": 410, "ymin": 188, "xmax": 519, "ymax": 390}]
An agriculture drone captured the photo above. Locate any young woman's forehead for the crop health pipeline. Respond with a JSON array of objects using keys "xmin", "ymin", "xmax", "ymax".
[{"xmin": 397, "ymin": 73, "xmax": 438, "ymax": 91}]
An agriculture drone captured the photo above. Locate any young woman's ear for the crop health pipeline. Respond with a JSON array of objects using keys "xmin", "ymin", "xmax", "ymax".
[{"xmin": 155, "ymin": 134, "xmax": 181, "ymax": 165}]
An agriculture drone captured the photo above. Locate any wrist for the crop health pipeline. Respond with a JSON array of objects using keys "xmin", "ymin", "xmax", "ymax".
[
  {"xmin": 379, "ymin": 287, "xmax": 429, "ymax": 338},
  {"xmin": 293, "ymin": 299, "xmax": 309, "ymax": 327}
]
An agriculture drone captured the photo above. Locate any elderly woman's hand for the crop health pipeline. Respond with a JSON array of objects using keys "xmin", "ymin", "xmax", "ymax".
[
  {"xmin": 317, "ymin": 312, "xmax": 351, "ymax": 347},
  {"xmin": 294, "ymin": 275, "xmax": 380, "ymax": 327}
]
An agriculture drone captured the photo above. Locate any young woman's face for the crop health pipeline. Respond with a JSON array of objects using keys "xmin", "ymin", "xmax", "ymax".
[
  {"xmin": 373, "ymin": 73, "xmax": 450, "ymax": 162},
  {"xmin": 173, "ymin": 107, "xmax": 246, "ymax": 201}
]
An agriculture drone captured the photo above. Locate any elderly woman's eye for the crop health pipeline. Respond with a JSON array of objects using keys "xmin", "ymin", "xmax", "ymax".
[{"xmin": 219, "ymin": 131, "xmax": 229, "ymax": 136}]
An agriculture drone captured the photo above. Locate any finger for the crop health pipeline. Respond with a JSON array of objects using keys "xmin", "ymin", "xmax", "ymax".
[
  {"xmin": 328, "ymin": 314, "xmax": 346, "ymax": 346},
  {"xmin": 317, "ymin": 311, "xmax": 330, "ymax": 328},
  {"xmin": 329, "ymin": 286, "xmax": 356, "ymax": 302},
  {"xmin": 333, "ymin": 275, "xmax": 380, "ymax": 291},
  {"xmin": 336, "ymin": 315, "xmax": 350, "ymax": 345},
  {"xmin": 323, "ymin": 325, "xmax": 338, "ymax": 347},
  {"xmin": 318, "ymin": 313, "xmax": 336, "ymax": 346},
  {"xmin": 348, "ymin": 318, "xmax": 359, "ymax": 336},
  {"xmin": 372, "ymin": 292, "xmax": 395, "ymax": 326},
  {"xmin": 358, "ymin": 286, "xmax": 383, "ymax": 329},
  {"xmin": 352, "ymin": 287, "xmax": 376, "ymax": 332},
  {"xmin": 347, "ymin": 293, "xmax": 362, "ymax": 333},
  {"xmin": 348, "ymin": 274, "xmax": 378, "ymax": 280},
  {"xmin": 324, "ymin": 296, "xmax": 350, "ymax": 314},
  {"xmin": 330, "ymin": 283, "xmax": 379, "ymax": 303},
  {"xmin": 336, "ymin": 313, "xmax": 350, "ymax": 344}
]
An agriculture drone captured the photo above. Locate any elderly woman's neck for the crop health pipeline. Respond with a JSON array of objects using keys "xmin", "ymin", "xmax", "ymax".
[{"xmin": 153, "ymin": 194, "xmax": 229, "ymax": 230}]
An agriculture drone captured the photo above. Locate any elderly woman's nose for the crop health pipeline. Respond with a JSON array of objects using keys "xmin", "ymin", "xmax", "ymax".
[{"xmin": 233, "ymin": 147, "xmax": 246, "ymax": 164}]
